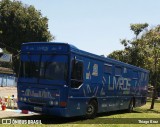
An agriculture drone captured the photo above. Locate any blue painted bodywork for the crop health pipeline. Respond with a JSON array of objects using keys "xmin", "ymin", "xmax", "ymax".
[{"xmin": 17, "ymin": 42, "xmax": 149, "ymax": 117}]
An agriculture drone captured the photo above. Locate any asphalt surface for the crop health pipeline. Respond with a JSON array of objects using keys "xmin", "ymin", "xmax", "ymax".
[{"xmin": 0, "ymin": 87, "xmax": 38, "ymax": 118}]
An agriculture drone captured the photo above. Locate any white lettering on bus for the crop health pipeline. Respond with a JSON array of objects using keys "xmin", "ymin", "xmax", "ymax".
[
  {"xmin": 24, "ymin": 89, "xmax": 53, "ymax": 98},
  {"xmin": 108, "ymin": 76, "xmax": 131, "ymax": 90}
]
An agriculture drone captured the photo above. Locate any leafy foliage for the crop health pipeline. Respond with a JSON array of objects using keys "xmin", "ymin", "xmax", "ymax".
[
  {"xmin": 130, "ymin": 23, "xmax": 148, "ymax": 38},
  {"xmin": 0, "ymin": 0, "xmax": 54, "ymax": 74},
  {"xmin": 108, "ymin": 23, "xmax": 160, "ymax": 109},
  {"xmin": 108, "ymin": 50, "xmax": 129, "ymax": 63},
  {"xmin": 144, "ymin": 27, "xmax": 160, "ymax": 109}
]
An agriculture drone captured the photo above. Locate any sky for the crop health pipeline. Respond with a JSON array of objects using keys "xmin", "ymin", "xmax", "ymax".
[{"xmin": 21, "ymin": 0, "xmax": 160, "ymax": 56}]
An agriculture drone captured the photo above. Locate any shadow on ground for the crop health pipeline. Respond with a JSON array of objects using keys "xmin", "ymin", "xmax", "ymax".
[{"xmin": 2, "ymin": 110, "xmax": 142, "ymax": 124}]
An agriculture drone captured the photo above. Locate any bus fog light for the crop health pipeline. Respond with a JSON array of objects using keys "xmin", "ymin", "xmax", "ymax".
[
  {"xmin": 49, "ymin": 101, "xmax": 54, "ymax": 105},
  {"xmin": 54, "ymin": 101, "xmax": 58, "ymax": 106},
  {"xmin": 24, "ymin": 97, "xmax": 27, "ymax": 102}
]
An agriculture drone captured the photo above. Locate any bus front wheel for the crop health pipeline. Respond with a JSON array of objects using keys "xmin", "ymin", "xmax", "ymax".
[{"xmin": 85, "ymin": 100, "xmax": 98, "ymax": 119}]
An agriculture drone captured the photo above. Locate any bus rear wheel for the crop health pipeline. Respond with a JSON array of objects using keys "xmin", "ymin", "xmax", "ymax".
[{"xmin": 85, "ymin": 100, "xmax": 98, "ymax": 119}]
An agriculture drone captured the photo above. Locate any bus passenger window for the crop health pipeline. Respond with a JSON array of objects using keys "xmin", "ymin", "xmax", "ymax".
[
  {"xmin": 115, "ymin": 67, "xmax": 122, "ymax": 76},
  {"xmin": 104, "ymin": 64, "xmax": 112, "ymax": 74},
  {"xmin": 71, "ymin": 60, "xmax": 83, "ymax": 88}
]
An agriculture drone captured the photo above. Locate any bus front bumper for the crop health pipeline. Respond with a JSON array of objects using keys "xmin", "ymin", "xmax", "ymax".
[{"xmin": 17, "ymin": 102, "xmax": 70, "ymax": 117}]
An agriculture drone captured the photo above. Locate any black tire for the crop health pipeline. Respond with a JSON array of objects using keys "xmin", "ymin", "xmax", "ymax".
[
  {"xmin": 85, "ymin": 100, "xmax": 98, "ymax": 119},
  {"xmin": 128, "ymin": 99, "xmax": 134, "ymax": 112}
]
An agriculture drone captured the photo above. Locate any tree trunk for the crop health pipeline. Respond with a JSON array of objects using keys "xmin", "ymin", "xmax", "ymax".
[
  {"xmin": 150, "ymin": 74, "xmax": 157, "ymax": 109},
  {"xmin": 150, "ymin": 87, "xmax": 156, "ymax": 109},
  {"xmin": 150, "ymin": 71, "xmax": 158, "ymax": 109},
  {"xmin": 150, "ymin": 42, "xmax": 158, "ymax": 109}
]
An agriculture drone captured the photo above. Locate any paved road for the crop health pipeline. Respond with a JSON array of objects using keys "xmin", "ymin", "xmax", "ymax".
[
  {"xmin": 0, "ymin": 109, "xmax": 39, "ymax": 118},
  {"xmin": 0, "ymin": 109, "xmax": 86, "ymax": 124}
]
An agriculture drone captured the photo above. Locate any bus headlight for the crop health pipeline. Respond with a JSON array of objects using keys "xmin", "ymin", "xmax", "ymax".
[{"xmin": 20, "ymin": 97, "xmax": 23, "ymax": 101}]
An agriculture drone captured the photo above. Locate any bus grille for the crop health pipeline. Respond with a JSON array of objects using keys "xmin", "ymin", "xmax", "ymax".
[{"xmin": 28, "ymin": 98, "xmax": 47, "ymax": 105}]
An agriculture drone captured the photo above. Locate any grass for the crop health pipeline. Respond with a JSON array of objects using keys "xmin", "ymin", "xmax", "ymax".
[{"xmin": 0, "ymin": 99, "xmax": 160, "ymax": 127}]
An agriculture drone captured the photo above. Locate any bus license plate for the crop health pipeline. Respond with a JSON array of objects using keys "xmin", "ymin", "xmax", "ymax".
[{"xmin": 34, "ymin": 107, "xmax": 42, "ymax": 112}]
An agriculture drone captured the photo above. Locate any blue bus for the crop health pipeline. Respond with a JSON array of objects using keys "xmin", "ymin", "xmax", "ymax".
[{"xmin": 17, "ymin": 42, "xmax": 149, "ymax": 118}]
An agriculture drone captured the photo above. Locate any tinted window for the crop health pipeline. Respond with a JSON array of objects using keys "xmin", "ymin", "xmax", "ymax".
[
  {"xmin": 20, "ymin": 61, "xmax": 67, "ymax": 81},
  {"xmin": 104, "ymin": 64, "xmax": 112, "ymax": 74},
  {"xmin": 71, "ymin": 60, "xmax": 83, "ymax": 88},
  {"xmin": 20, "ymin": 62, "xmax": 39, "ymax": 78},
  {"xmin": 115, "ymin": 67, "xmax": 122, "ymax": 76},
  {"xmin": 71, "ymin": 60, "xmax": 83, "ymax": 80},
  {"xmin": 20, "ymin": 54, "xmax": 68, "ymax": 81},
  {"xmin": 40, "ymin": 62, "xmax": 67, "ymax": 80}
]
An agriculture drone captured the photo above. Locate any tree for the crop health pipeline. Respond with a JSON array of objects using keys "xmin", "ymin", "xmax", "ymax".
[
  {"xmin": 108, "ymin": 23, "xmax": 160, "ymax": 109},
  {"xmin": 0, "ymin": 0, "xmax": 53, "ymax": 74},
  {"xmin": 130, "ymin": 23, "xmax": 148, "ymax": 39},
  {"xmin": 144, "ymin": 27, "xmax": 160, "ymax": 109},
  {"xmin": 109, "ymin": 23, "xmax": 149, "ymax": 68},
  {"xmin": 108, "ymin": 50, "xmax": 130, "ymax": 63},
  {"xmin": 128, "ymin": 23, "xmax": 149, "ymax": 67}
]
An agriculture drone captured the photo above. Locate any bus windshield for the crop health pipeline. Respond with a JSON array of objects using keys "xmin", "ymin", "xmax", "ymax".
[
  {"xmin": 40, "ymin": 62, "xmax": 67, "ymax": 80},
  {"xmin": 20, "ymin": 54, "xmax": 68, "ymax": 81}
]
